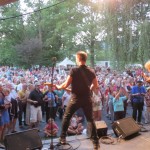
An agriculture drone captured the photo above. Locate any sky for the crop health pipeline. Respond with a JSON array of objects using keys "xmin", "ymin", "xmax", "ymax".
[{"xmin": 20, "ymin": 0, "xmax": 48, "ymax": 13}]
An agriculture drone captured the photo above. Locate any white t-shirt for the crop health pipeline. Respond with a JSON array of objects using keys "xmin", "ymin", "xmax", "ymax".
[
  {"xmin": 9, "ymin": 90, "xmax": 18, "ymax": 100},
  {"xmin": 4, "ymin": 95, "xmax": 11, "ymax": 104},
  {"xmin": 16, "ymin": 83, "xmax": 23, "ymax": 92},
  {"xmin": 62, "ymin": 91, "xmax": 71, "ymax": 106}
]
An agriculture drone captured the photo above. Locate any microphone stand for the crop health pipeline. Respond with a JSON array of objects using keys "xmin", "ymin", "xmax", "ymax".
[{"xmin": 49, "ymin": 58, "xmax": 56, "ymax": 150}]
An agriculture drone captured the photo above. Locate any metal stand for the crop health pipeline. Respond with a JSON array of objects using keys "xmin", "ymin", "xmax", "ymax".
[
  {"xmin": 48, "ymin": 57, "xmax": 73, "ymax": 150},
  {"xmin": 49, "ymin": 57, "xmax": 56, "ymax": 150}
]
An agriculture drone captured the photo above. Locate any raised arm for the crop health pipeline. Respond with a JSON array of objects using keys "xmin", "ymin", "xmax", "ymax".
[{"xmin": 56, "ymin": 75, "xmax": 72, "ymax": 90}]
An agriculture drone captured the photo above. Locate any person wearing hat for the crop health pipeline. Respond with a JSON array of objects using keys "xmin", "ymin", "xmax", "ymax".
[{"xmin": 131, "ymin": 80, "xmax": 146, "ymax": 125}]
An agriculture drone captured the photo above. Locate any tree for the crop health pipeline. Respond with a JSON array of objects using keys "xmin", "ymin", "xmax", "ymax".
[{"xmin": 15, "ymin": 37, "xmax": 42, "ymax": 67}]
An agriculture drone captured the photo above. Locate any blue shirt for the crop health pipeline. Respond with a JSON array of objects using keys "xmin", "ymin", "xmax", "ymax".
[
  {"xmin": 131, "ymin": 86, "xmax": 146, "ymax": 103},
  {"xmin": 47, "ymin": 92, "xmax": 56, "ymax": 107},
  {"xmin": 113, "ymin": 96, "xmax": 127, "ymax": 112}
]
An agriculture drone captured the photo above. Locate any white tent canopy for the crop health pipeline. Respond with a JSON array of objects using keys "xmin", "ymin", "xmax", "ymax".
[{"xmin": 57, "ymin": 57, "xmax": 75, "ymax": 67}]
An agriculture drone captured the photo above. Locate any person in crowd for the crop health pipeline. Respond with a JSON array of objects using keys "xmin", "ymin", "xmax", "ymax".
[
  {"xmin": 113, "ymin": 87, "xmax": 128, "ymax": 121},
  {"xmin": 92, "ymin": 87, "xmax": 103, "ymax": 121},
  {"xmin": 26, "ymin": 83, "xmax": 34, "ymax": 126},
  {"xmin": 28, "ymin": 82, "xmax": 43, "ymax": 128},
  {"xmin": 144, "ymin": 87, "xmax": 150, "ymax": 124},
  {"xmin": 67, "ymin": 114, "xmax": 84, "ymax": 135},
  {"xmin": 7, "ymin": 84, "xmax": 18, "ymax": 133},
  {"xmin": 43, "ymin": 86, "xmax": 57, "ymax": 122},
  {"xmin": 16, "ymin": 77, "xmax": 25, "ymax": 92},
  {"xmin": 18, "ymin": 84, "xmax": 28, "ymax": 127},
  {"xmin": 131, "ymin": 80, "xmax": 146, "ymax": 125},
  {"xmin": 62, "ymin": 89, "xmax": 71, "ymax": 113},
  {"xmin": 107, "ymin": 87, "xmax": 114, "ymax": 123},
  {"xmin": 0, "ymin": 85, "xmax": 10, "ymax": 148},
  {"xmin": 3, "ymin": 88, "xmax": 11, "ymax": 106},
  {"xmin": 44, "ymin": 118, "xmax": 59, "ymax": 137},
  {"xmin": 54, "ymin": 87, "xmax": 64, "ymax": 119},
  {"xmin": 56, "ymin": 51, "xmax": 100, "ymax": 150}
]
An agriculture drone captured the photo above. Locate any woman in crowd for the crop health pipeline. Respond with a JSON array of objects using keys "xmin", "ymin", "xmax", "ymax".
[
  {"xmin": 92, "ymin": 87, "xmax": 103, "ymax": 121},
  {"xmin": 0, "ymin": 85, "xmax": 10, "ymax": 147}
]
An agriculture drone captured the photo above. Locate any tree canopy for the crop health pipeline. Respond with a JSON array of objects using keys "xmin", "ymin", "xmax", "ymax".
[{"xmin": 0, "ymin": 0, "xmax": 149, "ymax": 69}]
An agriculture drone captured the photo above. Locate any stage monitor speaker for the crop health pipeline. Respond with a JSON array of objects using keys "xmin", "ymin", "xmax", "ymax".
[
  {"xmin": 87, "ymin": 121, "xmax": 107, "ymax": 138},
  {"xmin": 4, "ymin": 129, "xmax": 42, "ymax": 150},
  {"xmin": 112, "ymin": 117, "xmax": 141, "ymax": 139}
]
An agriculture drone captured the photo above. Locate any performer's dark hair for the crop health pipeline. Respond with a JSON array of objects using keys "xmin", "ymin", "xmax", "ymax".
[{"xmin": 76, "ymin": 51, "xmax": 87, "ymax": 62}]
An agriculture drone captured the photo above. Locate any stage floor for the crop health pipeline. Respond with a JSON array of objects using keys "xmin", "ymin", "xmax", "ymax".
[{"xmin": 42, "ymin": 125, "xmax": 150, "ymax": 150}]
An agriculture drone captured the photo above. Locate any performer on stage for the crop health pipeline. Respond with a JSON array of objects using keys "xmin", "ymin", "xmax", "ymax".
[
  {"xmin": 142, "ymin": 61, "xmax": 150, "ymax": 83},
  {"xmin": 56, "ymin": 51, "xmax": 100, "ymax": 150}
]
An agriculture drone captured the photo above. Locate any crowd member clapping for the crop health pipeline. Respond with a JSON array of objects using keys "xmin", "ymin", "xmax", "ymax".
[{"xmin": 113, "ymin": 87, "xmax": 128, "ymax": 121}]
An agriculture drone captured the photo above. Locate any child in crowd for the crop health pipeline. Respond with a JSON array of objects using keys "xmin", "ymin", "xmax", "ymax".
[
  {"xmin": 44, "ymin": 118, "xmax": 59, "ymax": 137},
  {"xmin": 113, "ymin": 87, "xmax": 128, "ymax": 121},
  {"xmin": 92, "ymin": 87, "xmax": 103, "ymax": 121},
  {"xmin": 67, "ymin": 114, "xmax": 84, "ymax": 135}
]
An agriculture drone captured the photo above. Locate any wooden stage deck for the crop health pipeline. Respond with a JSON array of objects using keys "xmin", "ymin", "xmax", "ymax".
[{"xmin": 41, "ymin": 125, "xmax": 150, "ymax": 150}]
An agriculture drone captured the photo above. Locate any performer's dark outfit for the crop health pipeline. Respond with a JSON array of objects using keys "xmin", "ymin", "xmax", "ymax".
[{"xmin": 60, "ymin": 65, "xmax": 99, "ymax": 145}]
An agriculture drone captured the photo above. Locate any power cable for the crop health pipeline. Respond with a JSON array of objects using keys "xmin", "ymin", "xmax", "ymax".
[
  {"xmin": 99, "ymin": 135, "xmax": 122, "ymax": 145},
  {"xmin": 0, "ymin": 0, "xmax": 70, "ymax": 21}
]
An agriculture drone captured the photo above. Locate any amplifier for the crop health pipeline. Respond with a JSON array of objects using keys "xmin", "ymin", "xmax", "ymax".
[
  {"xmin": 87, "ymin": 121, "xmax": 108, "ymax": 138},
  {"xmin": 112, "ymin": 117, "xmax": 141, "ymax": 138}
]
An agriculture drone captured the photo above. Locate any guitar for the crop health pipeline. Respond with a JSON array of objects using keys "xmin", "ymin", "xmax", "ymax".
[
  {"xmin": 141, "ymin": 72, "xmax": 150, "ymax": 83},
  {"xmin": 44, "ymin": 82, "xmax": 71, "ymax": 92}
]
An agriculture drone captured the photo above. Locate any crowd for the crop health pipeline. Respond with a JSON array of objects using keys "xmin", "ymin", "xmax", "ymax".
[{"xmin": 0, "ymin": 64, "xmax": 150, "ymax": 148}]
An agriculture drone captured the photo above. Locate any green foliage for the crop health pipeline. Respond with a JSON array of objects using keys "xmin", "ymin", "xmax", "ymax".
[{"xmin": 0, "ymin": 0, "xmax": 149, "ymax": 69}]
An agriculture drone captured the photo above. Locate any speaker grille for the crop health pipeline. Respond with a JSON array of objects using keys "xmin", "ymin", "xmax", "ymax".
[
  {"xmin": 112, "ymin": 117, "xmax": 140, "ymax": 138},
  {"xmin": 4, "ymin": 129, "xmax": 42, "ymax": 150}
]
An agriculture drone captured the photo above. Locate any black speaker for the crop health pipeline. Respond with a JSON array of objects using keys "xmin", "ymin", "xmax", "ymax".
[
  {"xmin": 95, "ymin": 121, "xmax": 108, "ymax": 138},
  {"xmin": 112, "ymin": 117, "xmax": 141, "ymax": 138},
  {"xmin": 87, "ymin": 121, "xmax": 107, "ymax": 138},
  {"xmin": 4, "ymin": 129, "xmax": 42, "ymax": 150}
]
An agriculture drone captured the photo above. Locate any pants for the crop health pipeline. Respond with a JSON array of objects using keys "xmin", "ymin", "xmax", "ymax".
[
  {"xmin": 8, "ymin": 99, "xmax": 18, "ymax": 121},
  {"xmin": 30, "ymin": 105, "xmax": 42, "ymax": 123},
  {"xmin": 108, "ymin": 101, "xmax": 114, "ymax": 122},
  {"xmin": 114, "ymin": 111, "xmax": 124, "ymax": 121},
  {"xmin": 132, "ymin": 102, "xmax": 143, "ymax": 123},
  {"xmin": 18, "ymin": 101, "xmax": 26, "ymax": 126},
  {"xmin": 60, "ymin": 95, "xmax": 99, "ymax": 142},
  {"xmin": 144, "ymin": 106, "xmax": 150, "ymax": 123},
  {"xmin": 45, "ymin": 107, "xmax": 57, "ymax": 122}
]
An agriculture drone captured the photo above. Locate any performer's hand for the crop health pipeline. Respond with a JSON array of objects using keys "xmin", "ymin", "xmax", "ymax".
[{"xmin": 33, "ymin": 101, "xmax": 38, "ymax": 104}]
